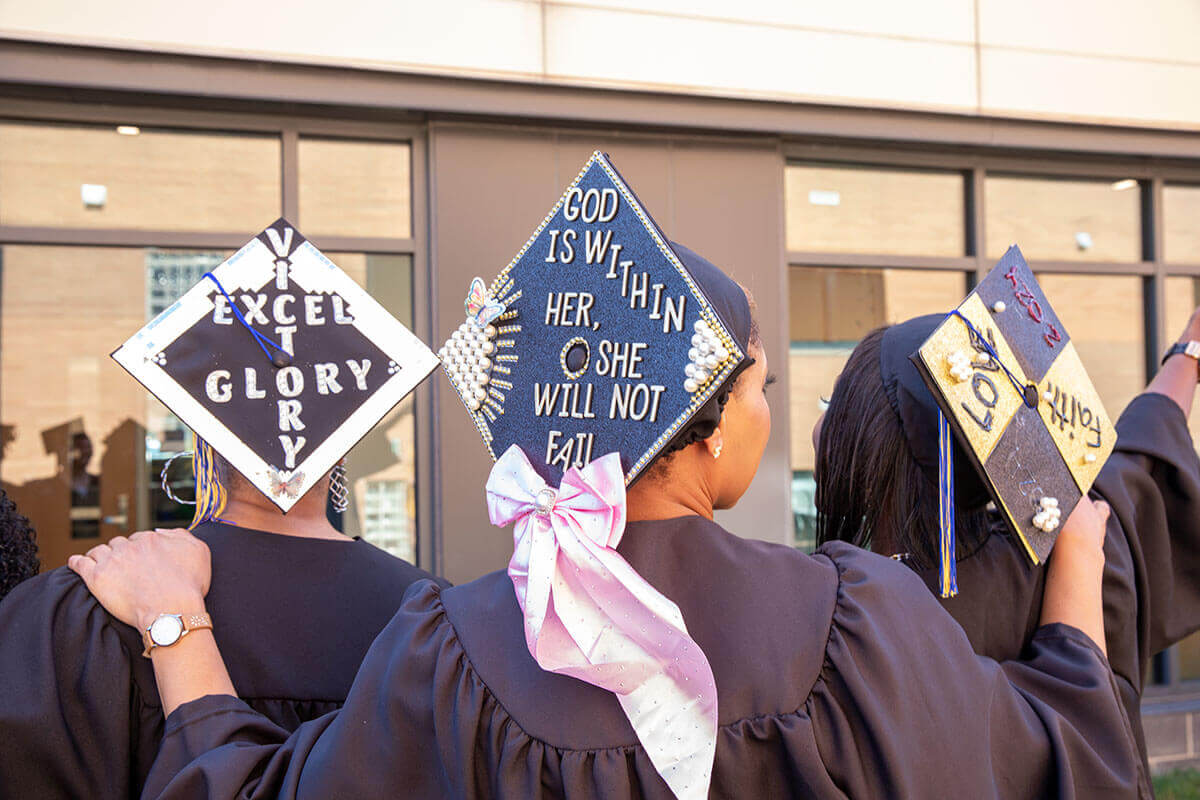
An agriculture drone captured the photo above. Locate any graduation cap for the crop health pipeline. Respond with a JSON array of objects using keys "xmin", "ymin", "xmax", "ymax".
[
  {"xmin": 903, "ymin": 245, "xmax": 1115, "ymax": 595},
  {"xmin": 437, "ymin": 151, "xmax": 753, "ymax": 485},
  {"xmin": 112, "ymin": 219, "xmax": 439, "ymax": 514}
]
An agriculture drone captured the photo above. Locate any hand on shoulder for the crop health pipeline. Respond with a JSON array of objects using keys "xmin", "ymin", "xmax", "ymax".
[{"xmin": 68, "ymin": 528, "xmax": 210, "ymax": 631}]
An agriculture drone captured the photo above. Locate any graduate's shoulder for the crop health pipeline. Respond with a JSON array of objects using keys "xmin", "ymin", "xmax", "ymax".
[
  {"xmin": 348, "ymin": 538, "xmax": 450, "ymax": 590},
  {"xmin": 813, "ymin": 539, "xmax": 956, "ymax": 625},
  {"xmin": 0, "ymin": 564, "xmax": 142, "ymax": 652}
]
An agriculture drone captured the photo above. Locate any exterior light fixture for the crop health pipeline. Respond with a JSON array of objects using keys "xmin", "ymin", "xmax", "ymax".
[
  {"xmin": 116, "ymin": 125, "xmax": 141, "ymax": 135},
  {"xmin": 1110, "ymin": 178, "xmax": 1137, "ymax": 191}
]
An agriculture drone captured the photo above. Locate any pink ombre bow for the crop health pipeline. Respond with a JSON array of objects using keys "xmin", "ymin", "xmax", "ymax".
[{"xmin": 486, "ymin": 445, "xmax": 718, "ymax": 800}]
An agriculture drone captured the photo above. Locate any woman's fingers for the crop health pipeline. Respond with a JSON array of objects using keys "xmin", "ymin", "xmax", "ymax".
[{"xmin": 66, "ymin": 554, "xmax": 96, "ymax": 585}]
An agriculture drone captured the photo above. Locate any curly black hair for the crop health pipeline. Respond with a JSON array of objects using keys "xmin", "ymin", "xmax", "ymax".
[{"xmin": 0, "ymin": 488, "xmax": 39, "ymax": 600}]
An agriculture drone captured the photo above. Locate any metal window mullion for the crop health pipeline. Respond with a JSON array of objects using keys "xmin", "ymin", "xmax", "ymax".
[
  {"xmin": 410, "ymin": 129, "xmax": 440, "ymax": 576},
  {"xmin": 968, "ymin": 165, "xmax": 986, "ymax": 289},
  {"xmin": 281, "ymin": 128, "xmax": 299, "ymax": 223},
  {"xmin": 1143, "ymin": 178, "xmax": 1166, "ymax": 377}
]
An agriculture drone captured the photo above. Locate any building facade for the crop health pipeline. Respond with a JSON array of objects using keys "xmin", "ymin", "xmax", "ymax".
[{"xmin": 2, "ymin": 0, "xmax": 1200, "ymax": 771}]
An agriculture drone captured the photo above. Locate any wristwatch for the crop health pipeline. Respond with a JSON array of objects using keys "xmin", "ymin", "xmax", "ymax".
[
  {"xmin": 1162, "ymin": 340, "xmax": 1200, "ymax": 367},
  {"xmin": 141, "ymin": 612, "xmax": 212, "ymax": 658}
]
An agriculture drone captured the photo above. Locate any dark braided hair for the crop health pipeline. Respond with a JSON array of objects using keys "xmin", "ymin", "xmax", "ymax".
[
  {"xmin": 814, "ymin": 327, "xmax": 991, "ymax": 568},
  {"xmin": 0, "ymin": 488, "xmax": 39, "ymax": 600}
]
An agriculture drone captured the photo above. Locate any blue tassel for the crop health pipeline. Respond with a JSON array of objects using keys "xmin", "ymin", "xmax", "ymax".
[
  {"xmin": 189, "ymin": 438, "xmax": 228, "ymax": 529},
  {"xmin": 937, "ymin": 409, "xmax": 958, "ymax": 598}
]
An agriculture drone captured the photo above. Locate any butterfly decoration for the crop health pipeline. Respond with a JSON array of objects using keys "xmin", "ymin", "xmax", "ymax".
[
  {"xmin": 268, "ymin": 469, "xmax": 305, "ymax": 499},
  {"xmin": 465, "ymin": 276, "xmax": 506, "ymax": 326}
]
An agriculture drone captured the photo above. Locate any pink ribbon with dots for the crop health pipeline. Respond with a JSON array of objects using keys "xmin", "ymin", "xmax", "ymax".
[{"xmin": 486, "ymin": 444, "xmax": 718, "ymax": 800}]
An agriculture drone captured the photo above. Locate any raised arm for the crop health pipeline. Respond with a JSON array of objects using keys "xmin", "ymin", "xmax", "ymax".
[
  {"xmin": 1145, "ymin": 305, "xmax": 1200, "ymax": 416},
  {"xmin": 815, "ymin": 501, "xmax": 1146, "ymax": 797}
]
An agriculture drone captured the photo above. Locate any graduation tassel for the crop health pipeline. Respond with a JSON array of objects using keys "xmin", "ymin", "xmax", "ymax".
[
  {"xmin": 189, "ymin": 437, "xmax": 228, "ymax": 529},
  {"xmin": 937, "ymin": 409, "xmax": 958, "ymax": 598}
]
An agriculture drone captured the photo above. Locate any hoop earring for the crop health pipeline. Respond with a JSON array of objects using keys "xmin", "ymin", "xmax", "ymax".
[
  {"xmin": 160, "ymin": 451, "xmax": 197, "ymax": 505},
  {"xmin": 713, "ymin": 444, "xmax": 723, "ymax": 459},
  {"xmin": 330, "ymin": 462, "xmax": 349, "ymax": 513}
]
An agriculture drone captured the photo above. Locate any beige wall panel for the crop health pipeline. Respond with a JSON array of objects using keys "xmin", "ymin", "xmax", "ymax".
[
  {"xmin": 543, "ymin": 5, "xmax": 978, "ymax": 109},
  {"xmin": 431, "ymin": 126, "xmax": 788, "ymax": 582},
  {"xmin": 978, "ymin": 0, "xmax": 1200, "ymax": 65},
  {"xmin": 1165, "ymin": 185, "xmax": 1200, "ymax": 264},
  {"xmin": 555, "ymin": 0, "xmax": 975, "ymax": 43},
  {"xmin": 666, "ymin": 141, "xmax": 790, "ymax": 543},
  {"xmin": 0, "ymin": 0, "xmax": 543, "ymax": 76},
  {"xmin": 430, "ymin": 127, "xmax": 561, "ymax": 585},
  {"xmin": 0, "ymin": 122, "xmax": 279, "ymax": 231},
  {"xmin": 0, "ymin": 246, "xmax": 146, "ymax": 571},
  {"xmin": 980, "ymin": 47, "xmax": 1200, "ymax": 127}
]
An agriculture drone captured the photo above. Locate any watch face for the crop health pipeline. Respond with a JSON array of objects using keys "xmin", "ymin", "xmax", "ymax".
[{"xmin": 149, "ymin": 614, "xmax": 184, "ymax": 647}]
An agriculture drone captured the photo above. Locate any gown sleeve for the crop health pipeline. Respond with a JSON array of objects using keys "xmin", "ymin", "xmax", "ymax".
[
  {"xmin": 1092, "ymin": 391, "xmax": 1200, "ymax": 669},
  {"xmin": 0, "ymin": 567, "xmax": 162, "ymax": 798},
  {"xmin": 810, "ymin": 544, "xmax": 1147, "ymax": 799},
  {"xmin": 143, "ymin": 579, "xmax": 458, "ymax": 799}
]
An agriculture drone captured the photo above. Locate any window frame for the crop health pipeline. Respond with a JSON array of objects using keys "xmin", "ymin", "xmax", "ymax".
[{"xmin": 0, "ymin": 101, "xmax": 437, "ymax": 573}]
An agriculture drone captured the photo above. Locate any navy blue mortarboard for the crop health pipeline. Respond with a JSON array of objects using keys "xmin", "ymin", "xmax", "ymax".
[
  {"xmin": 438, "ymin": 151, "xmax": 754, "ymax": 485},
  {"xmin": 900, "ymin": 246, "xmax": 1115, "ymax": 595},
  {"xmin": 113, "ymin": 219, "xmax": 438, "ymax": 514}
]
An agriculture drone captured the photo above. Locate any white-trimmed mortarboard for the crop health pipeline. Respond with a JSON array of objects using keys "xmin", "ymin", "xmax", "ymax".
[{"xmin": 112, "ymin": 218, "xmax": 438, "ymax": 513}]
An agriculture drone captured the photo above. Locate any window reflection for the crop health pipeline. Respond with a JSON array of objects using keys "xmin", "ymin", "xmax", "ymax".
[
  {"xmin": 1164, "ymin": 184, "xmax": 1200, "ymax": 263},
  {"xmin": 328, "ymin": 253, "xmax": 417, "ymax": 563},
  {"xmin": 299, "ymin": 138, "xmax": 412, "ymax": 239},
  {"xmin": 0, "ymin": 247, "xmax": 418, "ymax": 569},
  {"xmin": 1036, "ymin": 274, "xmax": 1146, "ymax": 415},
  {"xmin": 788, "ymin": 266, "xmax": 967, "ymax": 550},
  {"xmin": 986, "ymin": 175, "xmax": 1141, "ymax": 263},
  {"xmin": 0, "ymin": 246, "xmax": 231, "ymax": 570},
  {"xmin": 785, "ymin": 163, "xmax": 964, "ymax": 257},
  {"xmin": 0, "ymin": 121, "xmax": 281, "ymax": 231}
]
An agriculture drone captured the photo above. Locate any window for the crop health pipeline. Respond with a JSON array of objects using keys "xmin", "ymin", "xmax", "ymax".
[
  {"xmin": 298, "ymin": 138, "xmax": 412, "ymax": 239},
  {"xmin": 785, "ymin": 163, "xmax": 964, "ymax": 256},
  {"xmin": 1035, "ymin": 274, "xmax": 1146, "ymax": 414},
  {"xmin": 0, "ymin": 122, "xmax": 280, "ymax": 231},
  {"xmin": 1164, "ymin": 184, "xmax": 1200, "ymax": 264},
  {"xmin": 0, "ymin": 116, "xmax": 421, "ymax": 569},
  {"xmin": 986, "ymin": 175, "xmax": 1142, "ymax": 263},
  {"xmin": 788, "ymin": 266, "xmax": 968, "ymax": 550},
  {"xmin": 328, "ymin": 253, "xmax": 418, "ymax": 562}
]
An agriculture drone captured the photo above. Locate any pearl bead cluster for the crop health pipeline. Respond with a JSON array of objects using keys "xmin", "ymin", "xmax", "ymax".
[
  {"xmin": 947, "ymin": 350, "xmax": 974, "ymax": 383},
  {"xmin": 684, "ymin": 319, "xmax": 730, "ymax": 393},
  {"xmin": 439, "ymin": 320, "xmax": 498, "ymax": 411},
  {"xmin": 1032, "ymin": 496, "xmax": 1061, "ymax": 533}
]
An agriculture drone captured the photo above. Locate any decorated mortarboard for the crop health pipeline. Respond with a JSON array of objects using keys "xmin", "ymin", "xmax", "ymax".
[
  {"xmin": 438, "ymin": 150, "xmax": 752, "ymax": 485},
  {"xmin": 112, "ymin": 218, "xmax": 439, "ymax": 512},
  {"xmin": 908, "ymin": 245, "xmax": 1115, "ymax": 595}
]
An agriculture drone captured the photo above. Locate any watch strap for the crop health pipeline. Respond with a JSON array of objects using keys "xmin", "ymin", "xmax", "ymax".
[
  {"xmin": 141, "ymin": 612, "xmax": 213, "ymax": 658},
  {"xmin": 1162, "ymin": 340, "xmax": 1200, "ymax": 367}
]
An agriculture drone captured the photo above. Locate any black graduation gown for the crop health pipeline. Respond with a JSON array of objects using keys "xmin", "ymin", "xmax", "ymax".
[
  {"xmin": 919, "ymin": 391, "xmax": 1200, "ymax": 784},
  {"xmin": 0, "ymin": 521, "xmax": 443, "ymax": 800},
  {"xmin": 143, "ymin": 517, "xmax": 1139, "ymax": 799}
]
